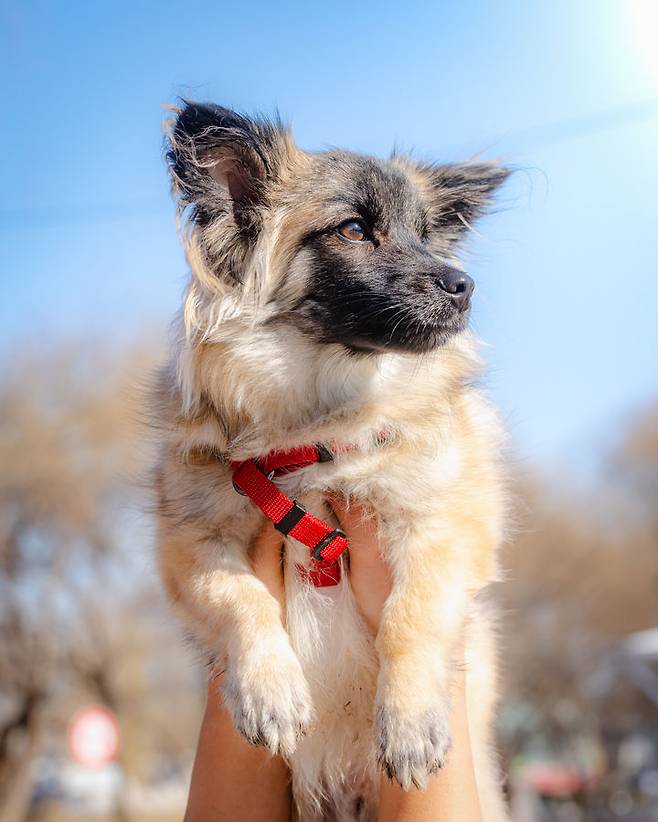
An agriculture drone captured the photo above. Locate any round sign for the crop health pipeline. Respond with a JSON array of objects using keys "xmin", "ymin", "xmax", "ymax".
[{"xmin": 68, "ymin": 706, "xmax": 119, "ymax": 768}]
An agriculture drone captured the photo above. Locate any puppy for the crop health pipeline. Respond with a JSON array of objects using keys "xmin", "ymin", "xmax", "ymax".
[{"xmin": 152, "ymin": 101, "xmax": 510, "ymax": 821}]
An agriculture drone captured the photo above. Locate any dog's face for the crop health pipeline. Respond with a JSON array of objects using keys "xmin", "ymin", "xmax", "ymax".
[{"xmin": 168, "ymin": 103, "xmax": 508, "ymax": 355}]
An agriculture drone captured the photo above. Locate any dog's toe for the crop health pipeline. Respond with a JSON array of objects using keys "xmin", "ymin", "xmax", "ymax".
[
  {"xmin": 222, "ymin": 643, "xmax": 313, "ymax": 757},
  {"xmin": 376, "ymin": 702, "xmax": 452, "ymax": 789}
]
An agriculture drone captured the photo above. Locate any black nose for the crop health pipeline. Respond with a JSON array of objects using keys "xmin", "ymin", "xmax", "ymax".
[{"xmin": 436, "ymin": 265, "xmax": 475, "ymax": 311}]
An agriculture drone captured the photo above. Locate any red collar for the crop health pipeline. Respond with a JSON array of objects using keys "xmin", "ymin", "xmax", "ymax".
[
  {"xmin": 231, "ymin": 442, "xmax": 349, "ymax": 587},
  {"xmin": 232, "ymin": 432, "xmax": 391, "ymax": 587}
]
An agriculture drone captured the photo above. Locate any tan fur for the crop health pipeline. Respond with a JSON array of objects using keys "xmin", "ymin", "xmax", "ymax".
[{"xmin": 152, "ymin": 112, "xmax": 510, "ymax": 820}]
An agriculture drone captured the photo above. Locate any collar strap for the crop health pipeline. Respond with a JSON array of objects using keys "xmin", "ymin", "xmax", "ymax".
[{"xmin": 231, "ymin": 443, "xmax": 348, "ymax": 587}]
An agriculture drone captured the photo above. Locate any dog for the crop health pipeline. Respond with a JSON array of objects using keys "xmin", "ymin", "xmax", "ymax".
[{"xmin": 152, "ymin": 101, "xmax": 510, "ymax": 821}]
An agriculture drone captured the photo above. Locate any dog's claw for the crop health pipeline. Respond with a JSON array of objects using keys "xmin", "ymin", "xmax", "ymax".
[{"xmin": 376, "ymin": 702, "xmax": 452, "ymax": 789}]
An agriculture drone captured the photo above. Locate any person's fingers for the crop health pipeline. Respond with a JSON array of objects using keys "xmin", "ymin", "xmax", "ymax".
[
  {"xmin": 328, "ymin": 495, "xmax": 392, "ymax": 634},
  {"xmin": 249, "ymin": 519, "xmax": 286, "ymax": 611},
  {"xmin": 328, "ymin": 495, "xmax": 381, "ymax": 568}
]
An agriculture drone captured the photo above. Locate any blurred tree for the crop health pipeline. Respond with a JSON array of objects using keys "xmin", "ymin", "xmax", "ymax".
[
  {"xmin": 613, "ymin": 401, "xmax": 658, "ymax": 535},
  {"xmin": 499, "ymin": 400, "xmax": 658, "ymax": 766},
  {"xmin": 0, "ymin": 343, "xmax": 201, "ymax": 822}
]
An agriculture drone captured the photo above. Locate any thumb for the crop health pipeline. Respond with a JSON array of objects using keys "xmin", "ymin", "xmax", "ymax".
[
  {"xmin": 250, "ymin": 520, "xmax": 286, "ymax": 610},
  {"xmin": 327, "ymin": 495, "xmax": 381, "ymax": 569}
]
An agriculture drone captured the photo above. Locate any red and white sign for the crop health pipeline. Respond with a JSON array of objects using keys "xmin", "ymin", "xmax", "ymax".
[{"xmin": 68, "ymin": 706, "xmax": 119, "ymax": 768}]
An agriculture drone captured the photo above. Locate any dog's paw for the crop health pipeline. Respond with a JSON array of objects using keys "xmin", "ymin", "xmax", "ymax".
[
  {"xmin": 221, "ymin": 637, "xmax": 313, "ymax": 757},
  {"xmin": 375, "ymin": 680, "xmax": 452, "ymax": 789}
]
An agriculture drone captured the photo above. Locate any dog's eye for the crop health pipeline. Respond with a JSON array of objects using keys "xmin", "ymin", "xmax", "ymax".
[{"xmin": 336, "ymin": 220, "xmax": 369, "ymax": 243}]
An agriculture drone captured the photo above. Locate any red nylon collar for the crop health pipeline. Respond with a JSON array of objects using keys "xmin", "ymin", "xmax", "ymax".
[{"xmin": 231, "ymin": 443, "xmax": 348, "ymax": 587}]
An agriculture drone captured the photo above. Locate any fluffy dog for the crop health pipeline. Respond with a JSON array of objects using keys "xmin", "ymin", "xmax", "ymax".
[{"xmin": 152, "ymin": 101, "xmax": 510, "ymax": 821}]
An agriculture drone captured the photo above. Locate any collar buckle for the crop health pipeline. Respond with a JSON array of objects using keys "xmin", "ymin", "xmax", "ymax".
[{"xmin": 316, "ymin": 443, "xmax": 334, "ymax": 463}]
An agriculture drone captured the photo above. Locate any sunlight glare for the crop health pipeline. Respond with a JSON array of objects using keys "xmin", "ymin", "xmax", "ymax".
[{"xmin": 628, "ymin": 0, "xmax": 658, "ymax": 84}]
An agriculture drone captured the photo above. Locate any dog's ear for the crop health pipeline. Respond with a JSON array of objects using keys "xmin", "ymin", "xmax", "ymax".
[
  {"xmin": 166, "ymin": 101, "xmax": 290, "ymax": 246},
  {"xmin": 414, "ymin": 161, "xmax": 510, "ymax": 243}
]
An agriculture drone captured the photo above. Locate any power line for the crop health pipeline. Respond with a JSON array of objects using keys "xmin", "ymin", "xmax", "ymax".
[{"xmin": 491, "ymin": 96, "xmax": 658, "ymax": 155}]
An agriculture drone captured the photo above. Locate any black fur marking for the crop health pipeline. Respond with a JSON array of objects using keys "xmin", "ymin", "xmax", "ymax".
[
  {"xmin": 291, "ymin": 215, "xmax": 472, "ymax": 353},
  {"xmin": 303, "ymin": 253, "xmax": 469, "ymax": 352},
  {"xmin": 279, "ymin": 152, "xmax": 507, "ymax": 353}
]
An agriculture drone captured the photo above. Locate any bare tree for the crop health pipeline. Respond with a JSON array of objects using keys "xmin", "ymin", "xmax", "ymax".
[
  {"xmin": 0, "ymin": 343, "xmax": 201, "ymax": 822},
  {"xmin": 499, "ymin": 401, "xmax": 658, "ymax": 763}
]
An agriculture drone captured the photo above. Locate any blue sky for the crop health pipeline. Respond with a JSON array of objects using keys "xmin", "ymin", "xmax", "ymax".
[{"xmin": 2, "ymin": 0, "xmax": 658, "ymax": 470}]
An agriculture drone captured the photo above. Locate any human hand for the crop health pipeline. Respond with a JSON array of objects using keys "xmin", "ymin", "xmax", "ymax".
[
  {"xmin": 328, "ymin": 495, "xmax": 391, "ymax": 633},
  {"xmin": 192, "ymin": 504, "xmax": 481, "ymax": 822},
  {"xmin": 249, "ymin": 496, "xmax": 391, "ymax": 633}
]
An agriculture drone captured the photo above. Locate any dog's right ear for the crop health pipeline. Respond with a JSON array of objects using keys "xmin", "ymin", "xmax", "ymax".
[{"xmin": 166, "ymin": 101, "xmax": 290, "ymax": 242}]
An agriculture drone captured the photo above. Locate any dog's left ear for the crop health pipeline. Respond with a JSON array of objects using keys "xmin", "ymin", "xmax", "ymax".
[{"xmin": 415, "ymin": 161, "xmax": 510, "ymax": 242}]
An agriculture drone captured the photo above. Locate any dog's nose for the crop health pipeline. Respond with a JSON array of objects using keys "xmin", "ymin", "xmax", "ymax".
[{"xmin": 436, "ymin": 265, "xmax": 475, "ymax": 311}]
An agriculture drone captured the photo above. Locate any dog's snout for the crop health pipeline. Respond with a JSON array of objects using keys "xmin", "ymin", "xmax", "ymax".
[{"xmin": 436, "ymin": 265, "xmax": 475, "ymax": 311}]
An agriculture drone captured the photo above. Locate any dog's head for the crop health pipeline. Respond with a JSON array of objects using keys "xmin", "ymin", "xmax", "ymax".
[{"xmin": 167, "ymin": 102, "xmax": 508, "ymax": 356}]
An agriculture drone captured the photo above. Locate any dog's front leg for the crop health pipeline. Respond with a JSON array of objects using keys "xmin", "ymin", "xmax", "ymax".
[
  {"xmin": 374, "ymin": 526, "xmax": 478, "ymax": 790},
  {"xmin": 159, "ymin": 531, "xmax": 313, "ymax": 756}
]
